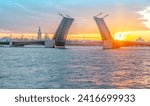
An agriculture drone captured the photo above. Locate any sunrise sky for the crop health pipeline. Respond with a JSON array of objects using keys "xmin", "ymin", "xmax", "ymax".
[{"xmin": 0, "ymin": 0, "xmax": 150, "ymax": 41}]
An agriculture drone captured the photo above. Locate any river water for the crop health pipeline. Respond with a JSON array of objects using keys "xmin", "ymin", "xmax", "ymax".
[{"xmin": 0, "ymin": 46, "xmax": 150, "ymax": 89}]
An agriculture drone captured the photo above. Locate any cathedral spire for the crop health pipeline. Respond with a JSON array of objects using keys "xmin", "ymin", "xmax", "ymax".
[
  {"xmin": 39, "ymin": 26, "xmax": 41, "ymax": 32},
  {"xmin": 37, "ymin": 26, "xmax": 42, "ymax": 40}
]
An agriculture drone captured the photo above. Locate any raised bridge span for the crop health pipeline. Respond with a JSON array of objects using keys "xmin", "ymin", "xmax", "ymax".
[{"xmin": 0, "ymin": 14, "xmax": 74, "ymax": 48}]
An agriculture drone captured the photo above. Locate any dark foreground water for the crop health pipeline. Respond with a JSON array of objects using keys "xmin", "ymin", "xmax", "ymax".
[{"xmin": 0, "ymin": 46, "xmax": 150, "ymax": 89}]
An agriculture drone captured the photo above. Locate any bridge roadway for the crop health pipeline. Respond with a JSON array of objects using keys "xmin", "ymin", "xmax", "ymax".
[
  {"xmin": 0, "ymin": 40, "xmax": 150, "ymax": 47},
  {"xmin": 12, "ymin": 40, "xmax": 45, "ymax": 46},
  {"xmin": 122, "ymin": 41, "xmax": 150, "ymax": 47},
  {"xmin": 0, "ymin": 40, "xmax": 46, "ymax": 47},
  {"xmin": 0, "ymin": 42, "xmax": 9, "ymax": 45}
]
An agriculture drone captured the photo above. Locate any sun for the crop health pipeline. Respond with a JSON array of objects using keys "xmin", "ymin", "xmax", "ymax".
[{"xmin": 114, "ymin": 33, "xmax": 125, "ymax": 41}]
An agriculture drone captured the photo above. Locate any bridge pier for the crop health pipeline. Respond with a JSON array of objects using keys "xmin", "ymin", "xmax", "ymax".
[
  {"xmin": 44, "ymin": 40, "xmax": 55, "ymax": 48},
  {"xmin": 55, "ymin": 46, "xmax": 65, "ymax": 49},
  {"xmin": 9, "ymin": 39, "xmax": 12, "ymax": 47}
]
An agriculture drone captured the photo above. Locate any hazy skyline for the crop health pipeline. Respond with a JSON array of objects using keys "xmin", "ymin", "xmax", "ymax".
[{"xmin": 0, "ymin": 0, "xmax": 150, "ymax": 41}]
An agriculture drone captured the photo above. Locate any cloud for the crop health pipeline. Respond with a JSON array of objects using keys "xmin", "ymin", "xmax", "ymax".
[
  {"xmin": 139, "ymin": 6, "xmax": 150, "ymax": 29},
  {"xmin": 0, "ymin": 29, "xmax": 12, "ymax": 33},
  {"xmin": 13, "ymin": 3, "xmax": 42, "ymax": 16},
  {"xmin": 0, "ymin": 0, "xmax": 150, "ymax": 34},
  {"xmin": 14, "ymin": 2, "xmax": 57, "ymax": 19}
]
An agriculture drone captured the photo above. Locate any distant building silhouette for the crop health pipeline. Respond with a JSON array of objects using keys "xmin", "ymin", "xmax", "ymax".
[
  {"xmin": 37, "ymin": 26, "xmax": 42, "ymax": 40},
  {"xmin": 136, "ymin": 37, "xmax": 145, "ymax": 42},
  {"xmin": 21, "ymin": 34, "xmax": 24, "ymax": 40},
  {"xmin": 44, "ymin": 33, "xmax": 49, "ymax": 40}
]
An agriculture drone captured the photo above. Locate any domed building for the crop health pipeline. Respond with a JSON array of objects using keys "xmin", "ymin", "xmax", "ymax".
[{"xmin": 136, "ymin": 37, "xmax": 145, "ymax": 42}]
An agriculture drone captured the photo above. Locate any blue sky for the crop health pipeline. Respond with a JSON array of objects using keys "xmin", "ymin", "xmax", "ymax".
[{"xmin": 0, "ymin": 0, "xmax": 150, "ymax": 34}]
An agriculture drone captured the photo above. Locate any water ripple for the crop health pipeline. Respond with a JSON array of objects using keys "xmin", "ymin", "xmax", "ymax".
[{"xmin": 0, "ymin": 47, "xmax": 150, "ymax": 89}]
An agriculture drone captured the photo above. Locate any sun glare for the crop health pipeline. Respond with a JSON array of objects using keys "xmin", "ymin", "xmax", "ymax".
[{"xmin": 114, "ymin": 33, "xmax": 125, "ymax": 41}]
